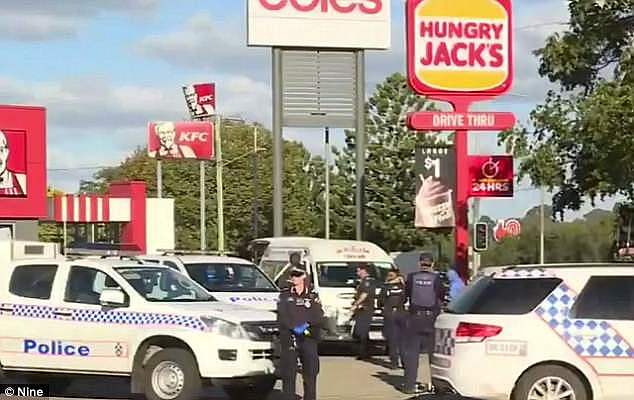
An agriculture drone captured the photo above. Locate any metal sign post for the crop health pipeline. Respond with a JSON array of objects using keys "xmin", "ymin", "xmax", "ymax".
[
  {"xmin": 272, "ymin": 48, "xmax": 284, "ymax": 237},
  {"xmin": 156, "ymin": 159, "xmax": 162, "ymax": 198},
  {"xmin": 324, "ymin": 127, "xmax": 330, "ymax": 239},
  {"xmin": 200, "ymin": 160, "xmax": 206, "ymax": 251},
  {"xmin": 355, "ymin": 50, "xmax": 366, "ymax": 241}
]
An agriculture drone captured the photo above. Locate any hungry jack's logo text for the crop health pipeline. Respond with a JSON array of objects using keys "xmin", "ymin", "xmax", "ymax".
[{"xmin": 407, "ymin": 0, "xmax": 513, "ymax": 96}]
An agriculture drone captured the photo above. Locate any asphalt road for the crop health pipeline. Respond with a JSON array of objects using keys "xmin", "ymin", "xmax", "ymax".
[{"xmin": 2, "ymin": 354, "xmax": 468, "ymax": 400}]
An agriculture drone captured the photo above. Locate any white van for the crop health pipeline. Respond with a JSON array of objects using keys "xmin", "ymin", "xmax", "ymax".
[{"xmin": 251, "ymin": 237, "xmax": 397, "ymax": 341}]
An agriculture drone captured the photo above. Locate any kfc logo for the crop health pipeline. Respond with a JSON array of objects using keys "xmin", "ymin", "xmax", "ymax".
[
  {"xmin": 259, "ymin": 0, "xmax": 382, "ymax": 14},
  {"xmin": 0, "ymin": 130, "xmax": 26, "ymax": 197},
  {"xmin": 148, "ymin": 121, "xmax": 214, "ymax": 161},
  {"xmin": 183, "ymin": 83, "xmax": 215, "ymax": 119}
]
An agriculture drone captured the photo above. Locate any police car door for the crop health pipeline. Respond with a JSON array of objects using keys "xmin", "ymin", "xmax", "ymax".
[
  {"xmin": 0, "ymin": 262, "xmax": 66, "ymax": 370},
  {"xmin": 55, "ymin": 264, "xmax": 131, "ymax": 373}
]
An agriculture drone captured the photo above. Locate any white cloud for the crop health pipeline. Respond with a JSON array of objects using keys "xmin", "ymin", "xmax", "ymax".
[
  {"xmin": 135, "ymin": 13, "xmax": 268, "ymax": 78},
  {"xmin": 0, "ymin": 0, "xmax": 159, "ymax": 41}
]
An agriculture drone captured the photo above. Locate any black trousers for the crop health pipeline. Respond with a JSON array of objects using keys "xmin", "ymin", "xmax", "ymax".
[
  {"xmin": 353, "ymin": 311, "xmax": 372, "ymax": 358},
  {"xmin": 383, "ymin": 310, "xmax": 405, "ymax": 366},
  {"xmin": 280, "ymin": 336, "xmax": 319, "ymax": 400},
  {"xmin": 403, "ymin": 312, "xmax": 437, "ymax": 390}
]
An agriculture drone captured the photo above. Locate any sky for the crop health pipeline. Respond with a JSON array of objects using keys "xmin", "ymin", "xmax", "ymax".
[{"xmin": 0, "ymin": 0, "xmax": 617, "ymax": 222}]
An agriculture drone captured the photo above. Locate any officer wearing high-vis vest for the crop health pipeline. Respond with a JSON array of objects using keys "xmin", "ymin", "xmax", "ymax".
[
  {"xmin": 277, "ymin": 266, "xmax": 324, "ymax": 400},
  {"xmin": 378, "ymin": 268, "xmax": 406, "ymax": 369},
  {"xmin": 402, "ymin": 252, "xmax": 444, "ymax": 395}
]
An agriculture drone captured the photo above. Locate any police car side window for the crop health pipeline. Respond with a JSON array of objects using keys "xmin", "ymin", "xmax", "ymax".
[
  {"xmin": 9, "ymin": 265, "xmax": 57, "ymax": 300},
  {"xmin": 65, "ymin": 266, "xmax": 124, "ymax": 306},
  {"xmin": 571, "ymin": 276, "xmax": 634, "ymax": 321}
]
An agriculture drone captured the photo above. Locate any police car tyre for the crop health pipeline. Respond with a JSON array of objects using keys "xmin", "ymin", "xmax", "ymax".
[
  {"xmin": 513, "ymin": 365, "xmax": 588, "ymax": 400},
  {"xmin": 143, "ymin": 348, "xmax": 201, "ymax": 400},
  {"xmin": 223, "ymin": 376, "xmax": 276, "ymax": 400}
]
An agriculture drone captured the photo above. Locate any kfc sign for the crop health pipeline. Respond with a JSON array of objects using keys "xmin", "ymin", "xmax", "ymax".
[
  {"xmin": 469, "ymin": 155, "xmax": 514, "ymax": 197},
  {"xmin": 406, "ymin": 0, "xmax": 513, "ymax": 99},
  {"xmin": 247, "ymin": 0, "xmax": 391, "ymax": 49},
  {"xmin": 148, "ymin": 122, "xmax": 214, "ymax": 161},
  {"xmin": 0, "ymin": 105, "xmax": 46, "ymax": 219},
  {"xmin": 183, "ymin": 83, "xmax": 215, "ymax": 119}
]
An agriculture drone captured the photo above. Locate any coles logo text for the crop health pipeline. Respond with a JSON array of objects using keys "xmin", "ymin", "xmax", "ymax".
[{"xmin": 259, "ymin": 0, "xmax": 382, "ymax": 14}]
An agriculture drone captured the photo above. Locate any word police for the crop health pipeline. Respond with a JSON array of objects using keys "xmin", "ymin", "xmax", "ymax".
[{"xmin": 24, "ymin": 339, "xmax": 90, "ymax": 356}]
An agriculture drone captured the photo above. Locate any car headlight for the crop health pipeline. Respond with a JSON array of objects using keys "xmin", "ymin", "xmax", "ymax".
[{"xmin": 201, "ymin": 317, "xmax": 247, "ymax": 339}]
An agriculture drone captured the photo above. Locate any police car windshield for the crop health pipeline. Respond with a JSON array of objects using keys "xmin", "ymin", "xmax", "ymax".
[
  {"xmin": 183, "ymin": 262, "xmax": 278, "ymax": 293},
  {"xmin": 115, "ymin": 267, "xmax": 214, "ymax": 302},
  {"xmin": 316, "ymin": 262, "xmax": 392, "ymax": 288}
]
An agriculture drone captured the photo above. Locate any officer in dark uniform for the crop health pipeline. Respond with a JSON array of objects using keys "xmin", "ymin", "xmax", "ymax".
[
  {"xmin": 377, "ymin": 268, "xmax": 406, "ymax": 369},
  {"xmin": 402, "ymin": 252, "xmax": 444, "ymax": 394},
  {"xmin": 351, "ymin": 263, "xmax": 376, "ymax": 360},
  {"xmin": 277, "ymin": 266, "xmax": 324, "ymax": 400}
]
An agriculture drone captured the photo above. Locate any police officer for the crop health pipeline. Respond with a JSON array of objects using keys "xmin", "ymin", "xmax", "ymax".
[
  {"xmin": 277, "ymin": 266, "xmax": 324, "ymax": 400},
  {"xmin": 402, "ymin": 252, "xmax": 444, "ymax": 394},
  {"xmin": 351, "ymin": 263, "xmax": 376, "ymax": 360},
  {"xmin": 377, "ymin": 268, "xmax": 406, "ymax": 369}
]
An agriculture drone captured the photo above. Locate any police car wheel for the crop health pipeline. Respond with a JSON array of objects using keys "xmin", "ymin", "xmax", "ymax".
[
  {"xmin": 144, "ymin": 348, "xmax": 201, "ymax": 400},
  {"xmin": 514, "ymin": 365, "xmax": 588, "ymax": 400},
  {"xmin": 223, "ymin": 376, "xmax": 276, "ymax": 400}
]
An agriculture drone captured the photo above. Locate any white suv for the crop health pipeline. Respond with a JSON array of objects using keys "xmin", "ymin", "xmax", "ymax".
[
  {"xmin": 432, "ymin": 264, "xmax": 634, "ymax": 400},
  {"xmin": 138, "ymin": 253, "xmax": 280, "ymax": 312},
  {"xmin": 0, "ymin": 258, "xmax": 278, "ymax": 400}
]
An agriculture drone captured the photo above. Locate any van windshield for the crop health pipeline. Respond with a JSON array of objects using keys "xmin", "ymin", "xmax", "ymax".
[
  {"xmin": 316, "ymin": 262, "xmax": 393, "ymax": 288},
  {"xmin": 184, "ymin": 263, "xmax": 278, "ymax": 293}
]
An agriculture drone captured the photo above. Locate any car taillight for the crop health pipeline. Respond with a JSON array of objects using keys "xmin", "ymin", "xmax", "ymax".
[{"xmin": 455, "ymin": 322, "xmax": 502, "ymax": 342}]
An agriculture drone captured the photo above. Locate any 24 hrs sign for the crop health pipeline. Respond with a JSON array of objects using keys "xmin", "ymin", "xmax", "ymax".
[{"xmin": 468, "ymin": 155, "xmax": 513, "ymax": 197}]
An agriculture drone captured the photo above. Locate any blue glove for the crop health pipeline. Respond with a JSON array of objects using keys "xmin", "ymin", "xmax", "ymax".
[{"xmin": 292, "ymin": 323, "xmax": 310, "ymax": 336}]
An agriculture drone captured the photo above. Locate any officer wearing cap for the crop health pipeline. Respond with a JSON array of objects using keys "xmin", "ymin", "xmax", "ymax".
[
  {"xmin": 277, "ymin": 266, "xmax": 324, "ymax": 400},
  {"xmin": 278, "ymin": 252, "xmax": 304, "ymax": 290},
  {"xmin": 378, "ymin": 268, "xmax": 406, "ymax": 369},
  {"xmin": 351, "ymin": 263, "xmax": 376, "ymax": 360},
  {"xmin": 402, "ymin": 252, "xmax": 444, "ymax": 395}
]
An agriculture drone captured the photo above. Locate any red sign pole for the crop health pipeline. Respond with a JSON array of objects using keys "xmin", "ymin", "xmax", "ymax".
[{"xmin": 451, "ymin": 98, "xmax": 474, "ymax": 282}]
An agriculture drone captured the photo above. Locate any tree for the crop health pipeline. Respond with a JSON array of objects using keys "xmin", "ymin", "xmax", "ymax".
[
  {"xmin": 38, "ymin": 187, "xmax": 65, "ymax": 243},
  {"xmin": 332, "ymin": 72, "xmax": 449, "ymax": 252},
  {"xmin": 84, "ymin": 122, "xmax": 327, "ymax": 252},
  {"xmin": 500, "ymin": 0, "xmax": 634, "ymax": 218}
]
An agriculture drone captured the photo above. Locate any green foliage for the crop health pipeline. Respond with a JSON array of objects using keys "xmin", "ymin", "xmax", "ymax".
[
  {"xmin": 500, "ymin": 0, "xmax": 634, "ymax": 217},
  {"xmin": 333, "ymin": 72, "xmax": 451, "ymax": 252},
  {"xmin": 481, "ymin": 206, "xmax": 616, "ymax": 266},
  {"xmin": 81, "ymin": 122, "xmax": 324, "ymax": 252}
]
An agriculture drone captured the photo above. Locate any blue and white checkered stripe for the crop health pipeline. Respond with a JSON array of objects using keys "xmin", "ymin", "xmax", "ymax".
[
  {"xmin": 496, "ymin": 268, "xmax": 556, "ymax": 279},
  {"xmin": 535, "ymin": 283, "xmax": 634, "ymax": 358},
  {"xmin": 3, "ymin": 303, "xmax": 205, "ymax": 331}
]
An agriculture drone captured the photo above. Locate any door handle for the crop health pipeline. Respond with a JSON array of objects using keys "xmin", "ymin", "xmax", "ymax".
[{"xmin": 53, "ymin": 311, "xmax": 72, "ymax": 317}]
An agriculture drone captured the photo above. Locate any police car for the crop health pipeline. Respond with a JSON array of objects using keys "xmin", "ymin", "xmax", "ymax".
[
  {"xmin": 0, "ymin": 256, "xmax": 279, "ymax": 400},
  {"xmin": 138, "ymin": 251, "xmax": 280, "ymax": 312},
  {"xmin": 431, "ymin": 264, "xmax": 634, "ymax": 400}
]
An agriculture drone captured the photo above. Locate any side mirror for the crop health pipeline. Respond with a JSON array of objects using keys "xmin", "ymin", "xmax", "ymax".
[{"xmin": 100, "ymin": 288, "xmax": 126, "ymax": 307}]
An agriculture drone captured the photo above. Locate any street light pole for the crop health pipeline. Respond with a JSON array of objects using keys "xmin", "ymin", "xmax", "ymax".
[
  {"xmin": 216, "ymin": 114, "xmax": 224, "ymax": 254},
  {"xmin": 540, "ymin": 186, "xmax": 545, "ymax": 264},
  {"xmin": 252, "ymin": 125, "xmax": 259, "ymax": 238}
]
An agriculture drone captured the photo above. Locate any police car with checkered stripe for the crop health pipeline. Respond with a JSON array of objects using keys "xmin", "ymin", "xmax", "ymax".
[
  {"xmin": 432, "ymin": 263, "xmax": 634, "ymax": 400},
  {"xmin": 0, "ymin": 254, "xmax": 280, "ymax": 400}
]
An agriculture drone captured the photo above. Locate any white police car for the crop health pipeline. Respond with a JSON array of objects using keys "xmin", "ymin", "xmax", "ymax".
[
  {"xmin": 0, "ymin": 257, "xmax": 279, "ymax": 400},
  {"xmin": 431, "ymin": 264, "xmax": 634, "ymax": 400},
  {"xmin": 138, "ymin": 252, "xmax": 280, "ymax": 312}
]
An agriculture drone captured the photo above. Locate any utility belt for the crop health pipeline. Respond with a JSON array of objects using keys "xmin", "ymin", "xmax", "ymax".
[{"xmin": 409, "ymin": 307, "xmax": 437, "ymax": 316}]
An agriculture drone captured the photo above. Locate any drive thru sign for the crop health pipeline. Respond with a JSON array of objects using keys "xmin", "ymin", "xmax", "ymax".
[{"xmin": 405, "ymin": 0, "xmax": 514, "ymax": 282}]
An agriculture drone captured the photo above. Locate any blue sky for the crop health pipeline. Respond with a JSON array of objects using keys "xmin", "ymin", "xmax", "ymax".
[{"xmin": 0, "ymin": 0, "xmax": 616, "ymax": 222}]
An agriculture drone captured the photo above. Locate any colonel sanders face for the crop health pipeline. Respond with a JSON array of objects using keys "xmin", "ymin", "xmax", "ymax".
[
  {"xmin": 155, "ymin": 122, "xmax": 176, "ymax": 150},
  {"xmin": 0, "ymin": 131, "xmax": 9, "ymax": 176}
]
